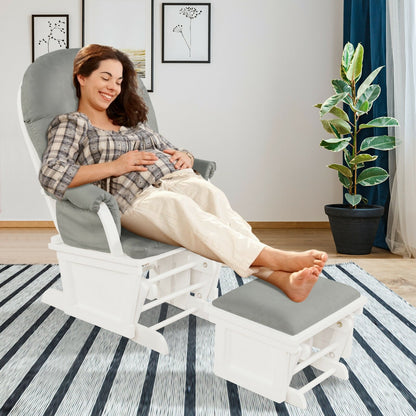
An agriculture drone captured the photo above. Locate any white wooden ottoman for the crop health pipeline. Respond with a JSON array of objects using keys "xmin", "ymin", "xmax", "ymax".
[{"xmin": 210, "ymin": 277, "xmax": 366, "ymax": 409}]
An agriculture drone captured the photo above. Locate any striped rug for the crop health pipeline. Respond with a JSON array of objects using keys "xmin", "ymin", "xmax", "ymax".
[{"xmin": 0, "ymin": 263, "xmax": 415, "ymax": 416}]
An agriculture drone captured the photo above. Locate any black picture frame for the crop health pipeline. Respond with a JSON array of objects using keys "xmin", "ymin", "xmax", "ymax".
[
  {"xmin": 32, "ymin": 14, "xmax": 69, "ymax": 62},
  {"xmin": 82, "ymin": 0, "xmax": 154, "ymax": 92},
  {"xmin": 162, "ymin": 3, "xmax": 211, "ymax": 63}
]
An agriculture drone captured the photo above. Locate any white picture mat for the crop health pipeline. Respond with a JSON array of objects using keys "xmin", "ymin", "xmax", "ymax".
[
  {"xmin": 83, "ymin": 0, "xmax": 153, "ymax": 90},
  {"xmin": 163, "ymin": 4, "xmax": 210, "ymax": 62},
  {"xmin": 33, "ymin": 16, "xmax": 68, "ymax": 61}
]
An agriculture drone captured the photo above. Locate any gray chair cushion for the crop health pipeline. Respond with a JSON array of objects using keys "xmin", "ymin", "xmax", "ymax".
[
  {"xmin": 21, "ymin": 48, "xmax": 214, "ymax": 256},
  {"xmin": 212, "ymin": 278, "xmax": 361, "ymax": 336},
  {"xmin": 21, "ymin": 48, "xmax": 159, "ymax": 159},
  {"xmin": 22, "ymin": 49, "xmax": 79, "ymax": 158},
  {"xmin": 193, "ymin": 159, "xmax": 216, "ymax": 180},
  {"xmin": 56, "ymin": 184, "xmax": 122, "ymax": 253},
  {"xmin": 120, "ymin": 228, "xmax": 176, "ymax": 259}
]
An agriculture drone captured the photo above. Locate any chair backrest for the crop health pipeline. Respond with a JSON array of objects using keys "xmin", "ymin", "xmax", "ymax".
[{"xmin": 20, "ymin": 48, "xmax": 159, "ymax": 165}]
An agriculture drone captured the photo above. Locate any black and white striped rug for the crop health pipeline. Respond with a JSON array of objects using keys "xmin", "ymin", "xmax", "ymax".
[{"xmin": 0, "ymin": 263, "xmax": 415, "ymax": 416}]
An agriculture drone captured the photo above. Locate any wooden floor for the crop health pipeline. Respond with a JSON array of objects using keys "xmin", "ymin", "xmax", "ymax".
[{"xmin": 1, "ymin": 227, "xmax": 415, "ymax": 307}]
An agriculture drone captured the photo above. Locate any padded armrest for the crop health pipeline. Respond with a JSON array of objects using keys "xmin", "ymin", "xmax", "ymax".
[
  {"xmin": 193, "ymin": 158, "xmax": 216, "ymax": 180},
  {"xmin": 63, "ymin": 184, "xmax": 120, "ymax": 216},
  {"xmin": 56, "ymin": 184, "xmax": 121, "ymax": 253}
]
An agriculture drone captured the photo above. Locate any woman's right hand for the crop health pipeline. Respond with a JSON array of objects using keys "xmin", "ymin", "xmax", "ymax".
[
  {"xmin": 112, "ymin": 150, "xmax": 158, "ymax": 176},
  {"xmin": 68, "ymin": 151, "xmax": 158, "ymax": 189}
]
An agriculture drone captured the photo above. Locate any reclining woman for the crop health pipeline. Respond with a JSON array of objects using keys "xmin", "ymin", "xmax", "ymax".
[{"xmin": 39, "ymin": 44, "xmax": 328, "ymax": 303}]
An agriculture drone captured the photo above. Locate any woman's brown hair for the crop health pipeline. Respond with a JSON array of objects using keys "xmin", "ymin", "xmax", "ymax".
[{"xmin": 73, "ymin": 44, "xmax": 148, "ymax": 127}]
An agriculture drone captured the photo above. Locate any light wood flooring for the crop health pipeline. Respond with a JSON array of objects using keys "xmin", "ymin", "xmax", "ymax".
[{"xmin": 1, "ymin": 227, "xmax": 415, "ymax": 307}]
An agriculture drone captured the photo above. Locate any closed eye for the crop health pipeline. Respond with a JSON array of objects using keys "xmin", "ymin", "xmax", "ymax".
[{"xmin": 100, "ymin": 71, "xmax": 123, "ymax": 85}]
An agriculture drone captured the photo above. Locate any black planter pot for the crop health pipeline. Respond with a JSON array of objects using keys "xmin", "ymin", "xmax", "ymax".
[{"xmin": 324, "ymin": 204, "xmax": 384, "ymax": 255}]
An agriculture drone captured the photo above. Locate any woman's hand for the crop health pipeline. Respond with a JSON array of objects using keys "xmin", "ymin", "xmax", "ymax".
[
  {"xmin": 112, "ymin": 150, "xmax": 158, "ymax": 176},
  {"xmin": 163, "ymin": 149, "xmax": 194, "ymax": 170}
]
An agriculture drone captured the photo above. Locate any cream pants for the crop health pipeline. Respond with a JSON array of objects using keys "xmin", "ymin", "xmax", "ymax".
[{"xmin": 121, "ymin": 169, "xmax": 271, "ymax": 278}]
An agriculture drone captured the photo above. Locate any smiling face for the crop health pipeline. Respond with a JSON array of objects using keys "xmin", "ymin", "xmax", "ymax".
[{"xmin": 77, "ymin": 59, "xmax": 124, "ymax": 113}]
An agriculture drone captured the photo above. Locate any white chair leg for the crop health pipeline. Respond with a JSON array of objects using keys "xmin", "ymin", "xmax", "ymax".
[{"xmin": 131, "ymin": 323, "xmax": 169, "ymax": 355}]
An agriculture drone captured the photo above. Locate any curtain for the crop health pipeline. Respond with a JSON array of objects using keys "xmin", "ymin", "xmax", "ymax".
[
  {"xmin": 385, "ymin": 0, "xmax": 416, "ymax": 257},
  {"xmin": 343, "ymin": 0, "xmax": 390, "ymax": 249}
]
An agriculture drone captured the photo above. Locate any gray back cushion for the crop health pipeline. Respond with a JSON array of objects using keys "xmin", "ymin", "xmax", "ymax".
[
  {"xmin": 20, "ymin": 48, "xmax": 176, "ymax": 258},
  {"xmin": 21, "ymin": 48, "xmax": 158, "ymax": 159}
]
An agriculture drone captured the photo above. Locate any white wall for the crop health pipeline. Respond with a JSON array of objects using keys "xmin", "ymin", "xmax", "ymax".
[{"xmin": 0, "ymin": 0, "xmax": 343, "ymax": 222}]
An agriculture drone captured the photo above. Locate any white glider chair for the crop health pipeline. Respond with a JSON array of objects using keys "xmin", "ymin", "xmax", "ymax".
[
  {"xmin": 19, "ymin": 48, "xmax": 367, "ymax": 409},
  {"xmin": 18, "ymin": 48, "xmax": 221, "ymax": 355}
]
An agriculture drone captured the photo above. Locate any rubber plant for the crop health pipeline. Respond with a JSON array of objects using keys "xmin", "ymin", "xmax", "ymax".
[{"xmin": 316, "ymin": 42, "xmax": 398, "ymax": 208}]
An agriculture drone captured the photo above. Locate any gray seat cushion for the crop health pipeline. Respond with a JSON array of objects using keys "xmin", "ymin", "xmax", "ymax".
[
  {"xmin": 212, "ymin": 277, "xmax": 361, "ymax": 336},
  {"xmin": 121, "ymin": 228, "xmax": 176, "ymax": 259}
]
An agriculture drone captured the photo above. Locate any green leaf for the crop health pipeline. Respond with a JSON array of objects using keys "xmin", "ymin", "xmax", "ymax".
[
  {"xmin": 342, "ymin": 42, "xmax": 355, "ymax": 72},
  {"xmin": 329, "ymin": 123, "xmax": 341, "ymax": 138},
  {"xmin": 314, "ymin": 104, "xmax": 350, "ymax": 121},
  {"xmin": 360, "ymin": 135, "xmax": 396, "ymax": 151},
  {"xmin": 328, "ymin": 163, "xmax": 352, "ymax": 178},
  {"xmin": 345, "ymin": 193, "xmax": 362, "ymax": 207},
  {"xmin": 357, "ymin": 100, "xmax": 370, "ymax": 114},
  {"xmin": 357, "ymin": 66, "xmax": 384, "ymax": 98},
  {"xmin": 330, "ymin": 106, "xmax": 350, "ymax": 122},
  {"xmin": 332, "ymin": 79, "xmax": 351, "ymax": 94},
  {"xmin": 349, "ymin": 153, "xmax": 378, "ymax": 165},
  {"xmin": 320, "ymin": 93, "xmax": 349, "ymax": 117},
  {"xmin": 321, "ymin": 119, "xmax": 352, "ymax": 135},
  {"xmin": 343, "ymin": 147, "xmax": 352, "ymax": 166},
  {"xmin": 357, "ymin": 167, "xmax": 389, "ymax": 186},
  {"xmin": 340, "ymin": 65, "xmax": 349, "ymax": 83},
  {"xmin": 359, "ymin": 117, "xmax": 399, "ymax": 129},
  {"xmin": 346, "ymin": 43, "xmax": 364, "ymax": 82},
  {"xmin": 356, "ymin": 84, "xmax": 381, "ymax": 111},
  {"xmin": 338, "ymin": 171, "xmax": 351, "ymax": 188},
  {"xmin": 331, "ymin": 80, "xmax": 353, "ymax": 105},
  {"xmin": 320, "ymin": 138, "xmax": 350, "ymax": 152}
]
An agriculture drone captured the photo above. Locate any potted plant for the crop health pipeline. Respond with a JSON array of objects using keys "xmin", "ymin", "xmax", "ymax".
[{"xmin": 316, "ymin": 42, "xmax": 398, "ymax": 254}]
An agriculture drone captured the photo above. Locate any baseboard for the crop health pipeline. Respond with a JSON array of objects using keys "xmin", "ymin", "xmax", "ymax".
[
  {"xmin": 0, "ymin": 221, "xmax": 55, "ymax": 228},
  {"xmin": 0, "ymin": 220, "xmax": 329, "ymax": 230},
  {"xmin": 249, "ymin": 222, "xmax": 330, "ymax": 229}
]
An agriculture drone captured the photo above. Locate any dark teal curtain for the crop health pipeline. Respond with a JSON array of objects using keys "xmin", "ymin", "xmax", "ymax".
[{"xmin": 343, "ymin": 0, "xmax": 389, "ymax": 249}]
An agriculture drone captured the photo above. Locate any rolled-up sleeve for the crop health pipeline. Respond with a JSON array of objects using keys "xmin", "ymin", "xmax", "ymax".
[{"xmin": 39, "ymin": 114, "xmax": 86, "ymax": 199}]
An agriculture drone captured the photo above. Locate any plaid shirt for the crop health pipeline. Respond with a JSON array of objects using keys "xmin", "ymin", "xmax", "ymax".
[{"xmin": 39, "ymin": 112, "xmax": 179, "ymax": 213}]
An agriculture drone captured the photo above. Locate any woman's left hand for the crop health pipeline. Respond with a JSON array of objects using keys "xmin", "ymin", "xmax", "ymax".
[{"xmin": 163, "ymin": 149, "xmax": 194, "ymax": 169}]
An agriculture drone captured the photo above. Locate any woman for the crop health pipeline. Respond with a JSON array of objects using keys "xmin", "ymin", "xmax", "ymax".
[{"xmin": 40, "ymin": 44, "xmax": 327, "ymax": 303}]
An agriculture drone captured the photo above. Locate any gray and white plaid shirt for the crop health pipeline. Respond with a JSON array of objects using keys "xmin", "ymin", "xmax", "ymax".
[{"xmin": 39, "ymin": 112, "xmax": 179, "ymax": 213}]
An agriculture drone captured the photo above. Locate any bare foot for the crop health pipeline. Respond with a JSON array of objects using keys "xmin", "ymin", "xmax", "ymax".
[
  {"xmin": 253, "ymin": 248, "xmax": 328, "ymax": 274},
  {"xmin": 261, "ymin": 266, "xmax": 321, "ymax": 302}
]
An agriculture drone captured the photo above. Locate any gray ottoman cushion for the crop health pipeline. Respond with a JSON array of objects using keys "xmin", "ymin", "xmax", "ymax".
[{"xmin": 212, "ymin": 278, "xmax": 361, "ymax": 335}]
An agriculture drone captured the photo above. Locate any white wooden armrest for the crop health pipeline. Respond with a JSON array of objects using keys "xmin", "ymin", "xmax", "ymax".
[{"xmin": 97, "ymin": 202, "xmax": 124, "ymax": 256}]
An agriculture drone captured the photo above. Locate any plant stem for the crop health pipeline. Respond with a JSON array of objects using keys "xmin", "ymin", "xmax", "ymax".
[
  {"xmin": 352, "ymin": 78, "xmax": 358, "ymax": 206},
  {"xmin": 354, "ymin": 111, "xmax": 358, "ymax": 197}
]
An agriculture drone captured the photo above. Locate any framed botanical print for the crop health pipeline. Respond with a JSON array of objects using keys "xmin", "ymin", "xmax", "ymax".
[
  {"xmin": 32, "ymin": 15, "xmax": 69, "ymax": 62},
  {"xmin": 162, "ymin": 3, "xmax": 211, "ymax": 63}
]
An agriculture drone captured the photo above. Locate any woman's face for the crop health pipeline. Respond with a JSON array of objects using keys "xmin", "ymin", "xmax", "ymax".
[{"xmin": 77, "ymin": 59, "xmax": 123, "ymax": 112}]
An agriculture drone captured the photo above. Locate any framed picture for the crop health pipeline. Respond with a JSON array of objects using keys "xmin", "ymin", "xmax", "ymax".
[
  {"xmin": 82, "ymin": 0, "xmax": 154, "ymax": 91},
  {"xmin": 32, "ymin": 15, "xmax": 69, "ymax": 62},
  {"xmin": 162, "ymin": 3, "xmax": 211, "ymax": 63}
]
